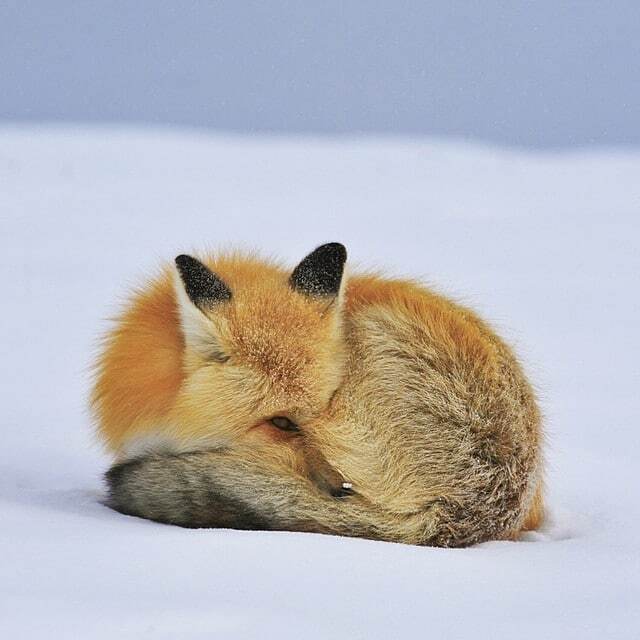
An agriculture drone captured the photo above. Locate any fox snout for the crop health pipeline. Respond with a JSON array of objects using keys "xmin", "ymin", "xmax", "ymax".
[
  {"xmin": 252, "ymin": 416, "xmax": 353, "ymax": 498},
  {"xmin": 301, "ymin": 443, "xmax": 353, "ymax": 498}
]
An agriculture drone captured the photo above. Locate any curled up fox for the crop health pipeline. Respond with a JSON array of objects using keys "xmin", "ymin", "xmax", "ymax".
[{"xmin": 92, "ymin": 243, "xmax": 543, "ymax": 547}]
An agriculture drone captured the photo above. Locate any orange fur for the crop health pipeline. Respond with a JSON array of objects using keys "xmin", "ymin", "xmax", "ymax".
[
  {"xmin": 522, "ymin": 483, "xmax": 545, "ymax": 531},
  {"xmin": 92, "ymin": 254, "xmax": 344, "ymax": 452},
  {"xmin": 92, "ymin": 273, "xmax": 185, "ymax": 450},
  {"xmin": 94, "ymin": 248, "xmax": 543, "ymax": 544}
]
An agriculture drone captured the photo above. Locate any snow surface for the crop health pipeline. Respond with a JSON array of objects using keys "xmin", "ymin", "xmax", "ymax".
[{"xmin": 1, "ymin": 126, "xmax": 639, "ymax": 638}]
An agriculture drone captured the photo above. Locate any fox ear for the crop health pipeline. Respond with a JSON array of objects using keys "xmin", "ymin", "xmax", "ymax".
[
  {"xmin": 174, "ymin": 255, "xmax": 231, "ymax": 359},
  {"xmin": 290, "ymin": 243, "xmax": 347, "ymax": 298},
  {"xmin": 175, "ymin": 255, "xmax": 231, "ymax": 311}
]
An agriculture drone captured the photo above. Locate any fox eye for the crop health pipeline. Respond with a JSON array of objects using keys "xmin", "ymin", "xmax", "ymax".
[
  {"xmin": 209, "ymin": 349, "xmax": 230, "ymax": 363},
  {"xmin": 269, "ymin": 416, "xmax": 299, "ymax": 432}
]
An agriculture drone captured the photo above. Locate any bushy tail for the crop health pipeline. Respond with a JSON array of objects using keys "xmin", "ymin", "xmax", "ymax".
[{"xmin": 106, "ymin": 449, "xmax": 393, "ymax": 541}]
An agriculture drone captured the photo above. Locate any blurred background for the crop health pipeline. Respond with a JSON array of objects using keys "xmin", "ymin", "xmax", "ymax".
[
  {"xmin": 2, "ymin": 0, "xmax": 639, "ymax": 148},
  {"xmin": 3, "ymin": 5, "xmax": 640, "ymax": 637}
]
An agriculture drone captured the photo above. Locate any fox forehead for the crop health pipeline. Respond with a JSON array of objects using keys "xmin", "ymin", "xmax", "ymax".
[
  {"xmin": 199, "ymin": 252, "xmax": 338, "ymax": 352},
  {"xmin": 226, "ymin": 293, "xmax": 340, "ymax": 403},
  {"xmin": 188, "ymin": 253, "xmax": 343, "ymax": 403},
  {"xmin": 199, "ymin": 252, "xmax": 287, "ymax": 290}
]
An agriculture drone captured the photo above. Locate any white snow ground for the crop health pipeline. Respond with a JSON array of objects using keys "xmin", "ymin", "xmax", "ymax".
[{"xmin": 1, "ymin": 126, "xmax": 639, "ymax": 639}]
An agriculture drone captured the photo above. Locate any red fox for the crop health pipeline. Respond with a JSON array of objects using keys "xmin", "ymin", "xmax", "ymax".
[{"xmin": 93, "ymin": 243, "xmax": 543, "ymax": 546}]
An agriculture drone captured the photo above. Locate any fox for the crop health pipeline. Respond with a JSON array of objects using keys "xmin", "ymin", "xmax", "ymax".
[{"xmin": 92, "ymin": 242, "xmax": 543, "ymax": 547}]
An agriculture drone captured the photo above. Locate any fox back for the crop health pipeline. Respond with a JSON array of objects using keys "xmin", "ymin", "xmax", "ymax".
[{"xmin": 94, "ymin": 243, "xmax": 543, "ymax": 546}]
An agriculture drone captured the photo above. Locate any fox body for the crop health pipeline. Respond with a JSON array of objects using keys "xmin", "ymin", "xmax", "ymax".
[{"xmin": 93, "ymin": 243, "xmax": 543, "ymax": 546}]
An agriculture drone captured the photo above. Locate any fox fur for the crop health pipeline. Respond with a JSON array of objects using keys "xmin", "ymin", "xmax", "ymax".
[{"xmin": 93, "ymin": 243, "xmax": 543, "ymax": 547}]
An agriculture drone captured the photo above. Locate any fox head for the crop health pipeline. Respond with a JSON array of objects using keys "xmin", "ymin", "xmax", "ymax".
[
  {"xmin": 93, "ymin": 243, "xmax": 351, "ymax": 494},
  {"xmin": 170, "ymin": 243, "xmax": 348, "ymax": 449}
]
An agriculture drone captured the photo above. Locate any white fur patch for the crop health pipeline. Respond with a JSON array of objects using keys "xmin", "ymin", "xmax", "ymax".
[
  {"xmin": 118, "ymin": 431, "xmax": 226, "ymax": 463},
  {"xmin": 173, "ymin": 266, "xmax": 218, "ymax": 354},
  {"xmin": 118, "ymin": 433, "xmax": 180, "ymax": 461}
]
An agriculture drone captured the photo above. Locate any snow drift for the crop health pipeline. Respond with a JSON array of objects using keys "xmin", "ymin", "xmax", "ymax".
[{"xmin": 1, "ymin": 126, "xmax": 639, "ymax": 638}]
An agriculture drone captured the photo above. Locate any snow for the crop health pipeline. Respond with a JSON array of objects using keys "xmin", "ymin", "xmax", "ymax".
[{"xmin": 1, "ymin": 125, "xmax": 639, "ymax": 638}]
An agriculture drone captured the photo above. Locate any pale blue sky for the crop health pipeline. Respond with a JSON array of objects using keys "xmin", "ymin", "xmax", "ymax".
[{"xmin": 2, "ymin": 1, "xmax": 638, "ymax": 147}]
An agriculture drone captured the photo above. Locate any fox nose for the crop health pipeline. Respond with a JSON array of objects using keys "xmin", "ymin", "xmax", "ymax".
[
  {"xmin": 303, "ymin": 445, "xmax": 354, "ymax": 498},
  {"xmin": 335, "ymin": 482, "xmax": 355, "ymax": 498}
]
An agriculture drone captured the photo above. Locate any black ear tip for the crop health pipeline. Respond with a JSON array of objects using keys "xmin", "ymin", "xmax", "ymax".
[
  {"xmin": 174, "ymin": 254, "xmax": 232, "ymax": 307},
  {"xmin": 175, "ymin": 254, "xmax": 194, "ymax": 270},
  {"xmin": 289, "ymin": 242, "xmax": 348, "ymax": 298},
  {"xmin": 317, "ymin": 242, "xmax": 347, "ymax": 262}
]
